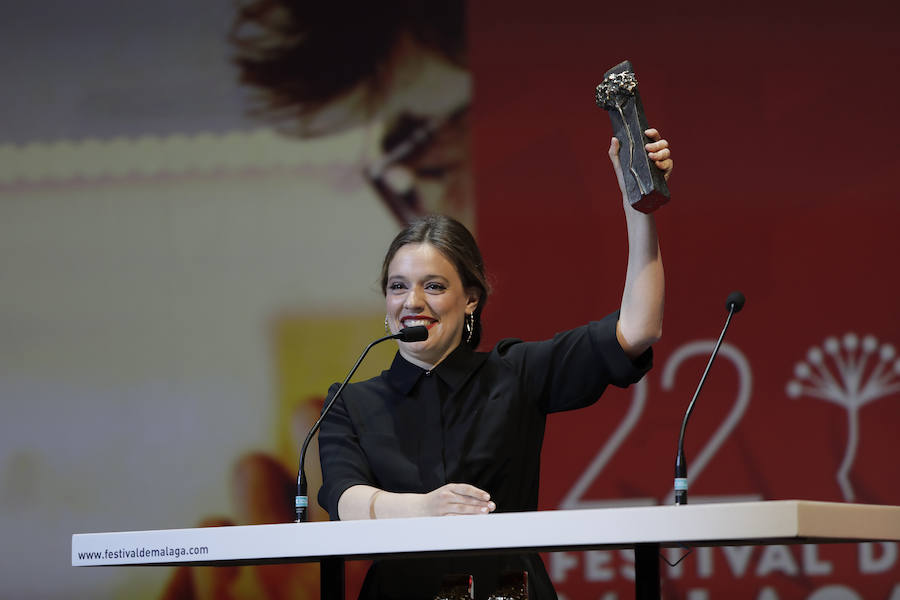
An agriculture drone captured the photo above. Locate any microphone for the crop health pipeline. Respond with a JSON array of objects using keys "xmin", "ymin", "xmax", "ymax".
[
  {"xmin": 294, "ymin": 326, "xmax": 428, "ymax": 522},
  {"xmin": 397, "ymin": 325, "xmax": 428, "ymax": 342},
  {"xmin": 725, "ymin": 291, "xmax": 745, "ymax": 313},
  {"xmin": 674, "ymin": 292, "xmax": 745, "ymax": 505}
]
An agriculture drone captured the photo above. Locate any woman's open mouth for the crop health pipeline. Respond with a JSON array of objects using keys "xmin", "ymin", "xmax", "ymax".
[{"xmin": 401, "ymin": 316, "xmax": 437, "ymax": 329}]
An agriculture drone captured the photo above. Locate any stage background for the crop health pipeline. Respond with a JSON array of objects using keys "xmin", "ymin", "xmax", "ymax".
[
  {"xmin": 1, "ymin": 1, "xmax": 899, "ymax": 599},
  {"xmin": 470, "ymin": 2, "xmax": 900, "ymax": 598}
]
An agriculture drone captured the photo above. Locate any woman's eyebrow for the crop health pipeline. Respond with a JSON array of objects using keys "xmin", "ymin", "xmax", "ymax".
[{"xmin": 387, "ymin": 274, "xmax": 450, "ymax": 282}]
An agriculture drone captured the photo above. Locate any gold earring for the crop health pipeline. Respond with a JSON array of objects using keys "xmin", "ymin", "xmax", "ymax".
[
  {"xmin": 384, "ymin": 316, "xmax": 390, "ymax": 335},
  {"xmin": 465, "ymin": 313, "xmax": 475, "ymax": 344}
]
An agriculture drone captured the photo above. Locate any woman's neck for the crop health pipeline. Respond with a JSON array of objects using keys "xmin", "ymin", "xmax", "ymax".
[{"xmin": 398, "ymin": 342, "xmax": 461, "ymax": 371}]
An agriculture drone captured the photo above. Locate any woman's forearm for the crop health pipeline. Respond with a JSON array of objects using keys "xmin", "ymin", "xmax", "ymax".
[
  {"xmin": 617, "ymin": 207, "xmax": 664, "ymax": 358},
  {"xmin": 608, "ymin": 130, "xmax": 669, "ymax": 358},
  {"xmin": 338, "ymin": 484, "xmax": 425, "ymax": 520}
]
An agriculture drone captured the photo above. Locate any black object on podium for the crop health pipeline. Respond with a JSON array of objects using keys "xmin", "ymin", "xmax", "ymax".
[
  {"xmin": 488, "ymin": 571, "xmax": 528, "ymax": 600},
  {"xmin": 595, "ymin": 60, "xmax": 670, "ymax": 214},
  {"xmin": 434, "ymin": 574, "xmax": 475, "ymax": 599}
]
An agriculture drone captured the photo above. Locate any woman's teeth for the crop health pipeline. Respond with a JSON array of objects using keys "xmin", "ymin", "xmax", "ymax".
[{"xmin": 403, "ymin": 319, "xmax": 433, "ymax": 327}]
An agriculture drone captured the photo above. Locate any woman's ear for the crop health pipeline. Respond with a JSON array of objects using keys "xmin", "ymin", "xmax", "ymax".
[{"xmin": 465, "ymin": 288, "xmax": 480, "ymax": 313}]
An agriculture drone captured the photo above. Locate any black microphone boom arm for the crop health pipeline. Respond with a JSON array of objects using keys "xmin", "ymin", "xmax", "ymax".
[
  {"xmin": 674, "ymin": 292, "xmax": 745, "ymax": 505},
  {"xmin": 294, "ymin": 326, "xmax": 427, "ymax": 522}
]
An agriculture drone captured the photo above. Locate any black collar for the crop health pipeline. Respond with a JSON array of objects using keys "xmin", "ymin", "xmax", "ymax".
[{"xmin": 386, "ymin": 344, "xmax": 488, "ymax": 395}]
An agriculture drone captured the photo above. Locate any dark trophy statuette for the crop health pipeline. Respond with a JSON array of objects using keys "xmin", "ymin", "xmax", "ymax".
[{"xmin": 596, "ymin": 60, "xmax": 670, "ymax": 213}]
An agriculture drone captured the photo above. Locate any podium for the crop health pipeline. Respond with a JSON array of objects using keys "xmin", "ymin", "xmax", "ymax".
[{"xmin": 72, "ymin": 500, "xmax": 900, "ymax": 599}]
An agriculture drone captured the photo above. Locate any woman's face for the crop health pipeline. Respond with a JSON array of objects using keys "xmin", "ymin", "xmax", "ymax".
[{"xmin": 385, "ymin": 242, "xmax": 479, "ymax": 369}]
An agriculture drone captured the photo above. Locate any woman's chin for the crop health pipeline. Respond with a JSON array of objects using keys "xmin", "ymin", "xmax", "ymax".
[
  {"xmin": 399, "ymin": 340, "xmax": 429, "ymax": 355},
  {"xmin": 399, "ymin": 342, "xmax": 449, "ymax": 368},
  {"xmin": 400, "ymin": 339, "xmax": 428, "ymax": 348}
]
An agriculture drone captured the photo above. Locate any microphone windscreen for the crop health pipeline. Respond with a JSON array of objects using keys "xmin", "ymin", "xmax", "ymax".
[
  {"xmin": 398, "ymin": 326, "xmax": 428, "ymax": 342},
  {"xmin": 726, "ymin": 291, "xmax": 746, "ymax": 313}
]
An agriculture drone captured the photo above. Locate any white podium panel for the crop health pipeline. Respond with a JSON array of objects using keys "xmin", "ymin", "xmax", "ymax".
[{"xmin": 73, "ymin": 500, "xmax": 900, "ymax": 567}]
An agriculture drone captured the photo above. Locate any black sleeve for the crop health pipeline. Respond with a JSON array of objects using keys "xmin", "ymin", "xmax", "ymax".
[
  {"xmin": 316, "ymin": 383, "xmax": 376, "ymax": 521},
  {"xmin": 494, "ymin": 311, "xmax": 652, "ymax": 414}
]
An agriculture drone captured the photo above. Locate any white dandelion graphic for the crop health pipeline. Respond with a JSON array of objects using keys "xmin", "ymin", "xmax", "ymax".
[{"xmin": 786, "ymin": 333, "xmax": 900, "ymax": 501}]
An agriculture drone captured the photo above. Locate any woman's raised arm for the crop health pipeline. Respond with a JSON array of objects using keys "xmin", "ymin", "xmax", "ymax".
[{"xmin": 609, "ymin": 128, "xmax": 671, "ymax": 359}]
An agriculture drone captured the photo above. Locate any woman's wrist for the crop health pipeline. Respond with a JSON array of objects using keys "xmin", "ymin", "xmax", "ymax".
[
  {"xmin": 368, "ymin": 490, "xmax": 382, "ymax": 519},
  {"xmin": 365, "ymin": 489, "xmax": 427, "ymax": 519}
]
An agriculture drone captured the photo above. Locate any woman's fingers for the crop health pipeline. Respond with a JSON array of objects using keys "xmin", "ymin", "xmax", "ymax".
[
  {"xmin": 431, "ymin": 483, "xmax": 496, "ymax": 515},
  {"xmin": 647, "ymin": 146, "xmax": 670, "ymax": 160},
  {"xmin": 450, "ymin": 483, "xmax": 491, "ymax": 501},
  {"xmin": 644, "ymin": 137, "xmax": 669, "ymax": 155},
  {"xmin": 446, "ymin": 500, "xmax": 496, "ymax": 515},
  {"xmin": 644, "ymin": 129, "xmax": 673, "ymax": 180},
  {"xmin": 608, "ymin": 136, "xmax": 621, "ymax": 158}
]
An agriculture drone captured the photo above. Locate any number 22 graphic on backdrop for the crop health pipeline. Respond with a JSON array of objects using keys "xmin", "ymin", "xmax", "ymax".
[{"xmin": 559, "ymin": 341, "xmax": 758, "ymax": 509}]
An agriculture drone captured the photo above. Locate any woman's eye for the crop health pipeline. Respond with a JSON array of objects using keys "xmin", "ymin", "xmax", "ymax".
[
  {"xmin": 388, "ymin": 282, "xmax": 406, "ymax": 291},
  {"xmin": 425, "ymin": 283, "xmax": 446, "ymax": 291}
]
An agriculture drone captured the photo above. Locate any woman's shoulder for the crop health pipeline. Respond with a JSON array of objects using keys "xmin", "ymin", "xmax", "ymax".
[
  {"xmin": 487, "ymin": 321, "xmax": 602, "ymax": 354},
  {"xmin": 484, "ymin": 317, "xmax": 630, "ymax": 376}
]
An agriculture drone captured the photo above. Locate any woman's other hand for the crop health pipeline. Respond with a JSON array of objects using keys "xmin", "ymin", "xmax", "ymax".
[
  {"xmin": 419, "ymin": 483, "xmax": 496, "ymax": 516},
  {"xmin": 340, "ymin": 483, "xmax": 495, "ymax": 519}
]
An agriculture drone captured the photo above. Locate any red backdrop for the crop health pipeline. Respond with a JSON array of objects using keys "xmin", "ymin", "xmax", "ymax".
[{"xmin": 471, "ymin": 2, "xmax": 900, "ymax": 598}]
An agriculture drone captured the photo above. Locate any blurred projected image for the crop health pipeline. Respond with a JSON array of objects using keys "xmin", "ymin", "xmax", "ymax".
[
  {"xmin": 161, "ymin": 315, "xmax": 397, "ymax": 600},
  {"xmin": 230, "ymin": 0, "xmax": 473, "ymax": 227},
  {"xmin": 160, "ymin": 4, "xmax": 471, "ymax": 598}
]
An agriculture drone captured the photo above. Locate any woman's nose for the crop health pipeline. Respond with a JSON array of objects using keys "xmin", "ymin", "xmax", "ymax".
[{"xmin": 403, "ymin": 286, "xmax": 424, "ymax": 310}]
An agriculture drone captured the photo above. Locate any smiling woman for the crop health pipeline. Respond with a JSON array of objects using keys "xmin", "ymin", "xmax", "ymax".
[
  {"xmin": 385, "ymin": 243, "xmax": 479, "ymax": 369},
  {"xmin": 316, "ymin": 125, "xmax": 670, "ymax": 600},
  {"xmin": 381, "ymin": 216, "xmax": 488, "ymax": 368}
]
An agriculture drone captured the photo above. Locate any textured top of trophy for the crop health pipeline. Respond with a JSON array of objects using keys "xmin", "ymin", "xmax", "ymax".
[{"xmin": 595, "ymin": 69, "xmax": 638, "ymax": 110}]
